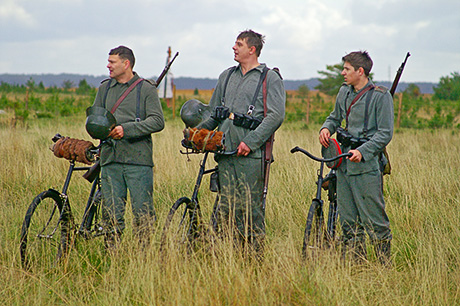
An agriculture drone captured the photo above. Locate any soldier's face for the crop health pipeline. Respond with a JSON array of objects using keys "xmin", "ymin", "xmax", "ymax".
[
  {"xmin": 342, "ymin": 62, "xmax": 361, "ymax": 86},
  {"xmin": 232, "ymin": 38, "xmax": 253, "ymax": 64},
  {"xmin": 107, "ymin": 54, "xmax": 129, "ymax": 81}
]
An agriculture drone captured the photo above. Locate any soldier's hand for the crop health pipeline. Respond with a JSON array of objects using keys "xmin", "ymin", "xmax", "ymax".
[
  {"xmin": 348, "ymin": 149, "xmax": 362, "ymax": 163},
  {"xmin": 109, "ymin": 125, "xmax": 124, "ymax": 139},
  {"xmin": 319, "ymin": 128, "xmax": 331, "ymax": 148},
  {"xmin": 237, "ymin": 141, "xmax": 251, "ymax": 157}
]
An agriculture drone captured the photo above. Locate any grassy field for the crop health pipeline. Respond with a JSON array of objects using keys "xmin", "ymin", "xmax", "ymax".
[{"xmin": 0, "ymin": 111, "xmax": 459, "ymax": 305}]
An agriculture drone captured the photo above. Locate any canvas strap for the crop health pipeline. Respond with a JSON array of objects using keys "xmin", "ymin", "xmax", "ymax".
[
  {"xmin": 110, "ymin": 78, "xmax": 144, "ymax": 114},
  {"xmin": 345, "ymin": 84, "xmax": 374, "ymax": 128},
  {"xmin": 262, "ymin": 68, "xmax": 274, "ymax": 210}
]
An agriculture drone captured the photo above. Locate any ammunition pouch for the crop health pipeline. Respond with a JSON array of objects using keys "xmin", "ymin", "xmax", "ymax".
[
  {"xmin": 211, "ymin": 106, "xmax": 230, "ymax": 121},
  {"xmin": 336, "ymin": 127, "xmax": 368, "ymax": 149},
  {"xmin": 233, "ymin": 113, "xmax": 262, "ymax": 130}
]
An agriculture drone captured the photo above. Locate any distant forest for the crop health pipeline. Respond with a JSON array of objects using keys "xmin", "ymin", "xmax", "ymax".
[{"xmin": 0, "ymin": 73, "xmax": 437, "ymax": 94}]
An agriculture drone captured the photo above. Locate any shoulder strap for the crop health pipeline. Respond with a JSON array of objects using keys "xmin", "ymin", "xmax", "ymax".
[
  {"xmin": 261, "ymin": 67, "xmax": 274, "ymax": 211},
  {"xmin": 252, "ymin": 66, "xmax": 270, "ymax": 107},
  {"xmin": 345, "ymin": 84, "xmax": 374, "ymax": 129},
  {"xmin": 102, "ymin": 79, "xmax": 113, "ymax": 108},
  {"xmin": 362, "ymin": 87, "xmax": 375, "ymax": 138},
  {"xmin": 221, "ymin": 66, "xmax": 237, "ymax": 106},
  {"xmin": 262, "ymin": 68, "xmax": 273, "ymax": 161},
  {"xmin": 110, "ymin": 78, "xmax": 144, "ymax": 114},
  {"xmin": 135, "ymin": 80, "xmax": 144, "ymax": 121}
]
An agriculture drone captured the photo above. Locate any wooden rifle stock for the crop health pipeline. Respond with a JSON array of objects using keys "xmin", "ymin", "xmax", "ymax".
[
  {"xmin": 156, "ymin": 52, "xmax": 179, "ymax": 86},
  {"xmin": 390, "ymin": 52, "xmax": 411, "ymax": 97}
]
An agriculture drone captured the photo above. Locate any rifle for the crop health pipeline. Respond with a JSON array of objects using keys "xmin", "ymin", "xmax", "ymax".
[
  {"xmin": 378, "ymin": 52, "xmax": 410, "ymax": 176},
  {"xmin": 156, "ymin": 51, "xmax": 179, "ymax": 86},
  {"xmin": 389, "ymin": 52, "xmax": 411, "ymax": 96},
  {"xmin": 83, "ymin": 52, "xmax": 179, "ymax": 182}
]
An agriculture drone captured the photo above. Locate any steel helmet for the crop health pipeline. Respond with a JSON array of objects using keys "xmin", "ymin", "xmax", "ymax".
[
  {"xmin": 180, "ymin": 99, "xmax": 211, "ymax": 128},
  {"xmin": 85, "ymin": 106, "xmax": 117, "ymax": 140}
]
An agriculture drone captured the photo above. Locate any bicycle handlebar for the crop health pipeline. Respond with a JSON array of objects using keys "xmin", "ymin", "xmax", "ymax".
[{"xmin": 290, "ymin": 146, "xmax": 352, "ymax": 163}]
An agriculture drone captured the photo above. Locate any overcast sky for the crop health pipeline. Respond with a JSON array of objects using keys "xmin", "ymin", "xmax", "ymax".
[{"xmin": 1, "ymin": 0, "xmax": 459, "ymax": 83}]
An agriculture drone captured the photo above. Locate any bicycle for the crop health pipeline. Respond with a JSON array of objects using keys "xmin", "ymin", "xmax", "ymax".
[
  {"xmin": 160, "ymin": 140, "xmax": 236, "ymax": 251},
  {"xmin": 290, "ymin": 145, "xmax": 351, "ymax": 258},
  {"xmin": 20, "ymin": 134, "xmax": 104, "ymax": 269}
]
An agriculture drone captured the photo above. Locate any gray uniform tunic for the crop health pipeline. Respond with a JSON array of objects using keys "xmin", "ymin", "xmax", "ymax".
[
  {"xmin": 321, "ymin": 80, "xmax": 393, "ymax": 243},
  {"xmin": 93, "ymin": 73, "xmax": 165, "ymax": 167},
  {"xmin": 200, "ymin": 64, "xmax": 285, "ymax": 243},
  {"xmin": 92, "ymin": 73, "xmax": 165, "ymax": 233}
]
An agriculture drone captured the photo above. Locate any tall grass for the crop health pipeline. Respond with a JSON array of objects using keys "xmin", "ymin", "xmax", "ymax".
[{"xmin": 0, "ymin": 112, "xmax": 459, "ymax": 305}]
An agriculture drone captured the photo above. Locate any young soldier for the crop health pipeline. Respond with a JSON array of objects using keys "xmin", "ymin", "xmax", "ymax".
[
  {"xmin": 199, "ymin": 30, "xmax": 285, "ymax": 257},
  {"xmin": 319, "ymin": 51, "xmax": 393, "ymax": 265}
]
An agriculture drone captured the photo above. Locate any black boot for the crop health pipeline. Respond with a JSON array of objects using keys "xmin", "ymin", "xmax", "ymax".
[{"xmin": 375, "ymin": 241, "xmax": 392, "ymax": 267}]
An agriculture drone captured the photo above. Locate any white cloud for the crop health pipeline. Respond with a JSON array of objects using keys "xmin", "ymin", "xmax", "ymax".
[
  {"xmin": 1, "ymin": 0, "xmax": 459, "ymax": 83},
  {"xmin": 0, "ymin": 0, "xmax": 35, "ymax": 27}
]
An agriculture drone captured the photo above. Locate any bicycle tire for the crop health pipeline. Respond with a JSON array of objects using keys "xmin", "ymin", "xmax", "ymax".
[
  {"xmin": 20, "ymin": 189, "xmax": 72, "ymax": 270},
  {"xmin": 160, "ymin": 197, "xmax": 200, "ymax": 250},
  {"xmin": 79, "ymin": 188, "xmax": 103, "ymax": 239},
  {"xmin": 209, "ymin": 195, "xmax": 220, "ymax": 234},
  {"xmin": 302, "ymin": 199, "xmax": 325, "ymax": 258},
  {"xmin": 326, "ymin": 199, "xmax": 339, "ymax": 243}
]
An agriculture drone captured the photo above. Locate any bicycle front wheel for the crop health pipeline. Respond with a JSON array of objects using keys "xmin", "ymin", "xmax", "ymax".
[
  {"xmin": 302, "ymin": 199, "xmax": 325, "ymax": 258},
  {"xmin": 79, "ymin": 188, "xmax": 104, "ymax": 239},
  {"xmin": 20, "ymin": 190, "xmax": 72, "ymax": 270},
  {"xmin": 161, "ymin": 197, "xmax": 200, "ymax": 251}
]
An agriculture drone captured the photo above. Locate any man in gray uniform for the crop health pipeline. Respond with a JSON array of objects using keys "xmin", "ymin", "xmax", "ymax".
[
  {"xmin": 92, "ymin": 46, "xmax": 165, "ymax": 248},
  {"xmin": 199, "ymin": 30, "xmax": 285, "ymax": 256},
  {"xmin": 319, "ymin": 51, "xmax": 393, "ymax": 265}
]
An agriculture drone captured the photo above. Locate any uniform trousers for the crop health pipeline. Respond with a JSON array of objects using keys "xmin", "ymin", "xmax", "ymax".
[
  {"xmin": 336, "ymin": 168, "xmax": 392, "ymax": 245},
  {"xmin": 101, "ymin": 163, "xmax": 155, "ymax": 235},
  {"xmin": 217, "ymin": 156, "xmax": 265, "ymax": 247}
]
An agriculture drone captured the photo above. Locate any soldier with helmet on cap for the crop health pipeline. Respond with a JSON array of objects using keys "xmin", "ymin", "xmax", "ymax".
[{"xmin": 88, "ymin": 45, "xmax": 164, "ymax": 249}]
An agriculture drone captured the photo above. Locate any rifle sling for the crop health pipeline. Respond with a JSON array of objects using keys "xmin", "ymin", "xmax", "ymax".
[
  {"xmin": 345, "ymin": 84, "xmax": 374, "ymax": 128},
  {"xmin": 110, "ymin": 78, "xmax": 144, "ymax": 114}
]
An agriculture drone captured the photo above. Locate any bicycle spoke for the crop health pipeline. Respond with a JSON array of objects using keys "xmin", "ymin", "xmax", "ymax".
[{"xmin": 161, "ymin": 197, "xmax": 200, "ymax": 252}]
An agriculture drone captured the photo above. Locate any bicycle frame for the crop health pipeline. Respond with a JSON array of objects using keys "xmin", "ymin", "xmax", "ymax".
[
  {"xmin": 291, "ymin": 146, "xmax": 351, "ymax": 250},
  {"xmin": 190, "ymin": 151, "xmax": 217, "ymax": 209},
  {"xmin": 47, "ymin": 161, "xmax": 101, "ymax": 238},
  {"xmin": 162, "ymin": 149, "xmax": 238, "ymax": 248},
  {"xmin": 180, "ymin": 151, "xmax": 217, "ymax": 229}
]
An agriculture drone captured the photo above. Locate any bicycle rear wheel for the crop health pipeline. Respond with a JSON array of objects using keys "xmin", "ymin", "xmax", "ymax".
[
  {"xmin": 302, "ymin": 199, "xmax": 325, "ymax": 258},
  {"xmin": 161, "ymin": 197, "xmax": 200, "ymax": 251},
  {"xmin": 20, "ymin": 190, "xmax": 72, "ymax": 270}
]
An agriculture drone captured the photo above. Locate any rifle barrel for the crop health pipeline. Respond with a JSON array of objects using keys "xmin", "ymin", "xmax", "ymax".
[
  {"xmin": 156, "ymin": 51, "xmax": 179, "ymax": 85},
  {"xmin": 389, "ymin": 52, "xmax": 411, "ymax": 96}
]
